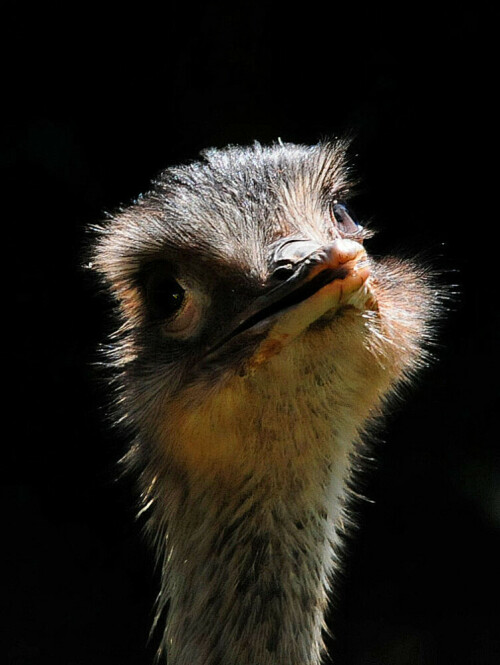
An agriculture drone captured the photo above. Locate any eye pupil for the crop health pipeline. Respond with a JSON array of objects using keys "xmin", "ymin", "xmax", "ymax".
[
  {"xmin": 143, "ymin": 267, "xmax": 185, "ymax": 320},
  {"xmin": 331, "ymin": 202, "xmax": 361, "ymax": 235}
]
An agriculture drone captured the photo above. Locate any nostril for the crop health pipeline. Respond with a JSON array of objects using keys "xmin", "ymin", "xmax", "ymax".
[
  {"xmin": 272, "ymin": 263, "xmax": 296, "ymax": 281},
  {"xmin": 270, "ymin": 238, "xmax": 322, "ymax": 282}
]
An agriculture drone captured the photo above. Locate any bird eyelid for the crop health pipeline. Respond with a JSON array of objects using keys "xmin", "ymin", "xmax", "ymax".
[{"xmin": 328, "ymin": 200, "xmax": 371, "ymax": 242}]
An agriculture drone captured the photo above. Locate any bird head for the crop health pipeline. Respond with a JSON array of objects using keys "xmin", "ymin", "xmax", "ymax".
[
  {"xmin": 92, "ymin": 141, "xmax": 431, "ymax": 480},
  {"xmin": 94, "ymin": 143, "xmax": 370, "ymax": 372}
]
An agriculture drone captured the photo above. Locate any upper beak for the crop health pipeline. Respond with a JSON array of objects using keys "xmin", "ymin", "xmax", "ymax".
[{"xmin": 204, "ymin": 238, "xmax": 372, "ymax": 363}]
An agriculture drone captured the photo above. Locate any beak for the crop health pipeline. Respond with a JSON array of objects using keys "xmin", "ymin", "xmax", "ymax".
[{"xmin": 204, "ymin": 238, "xmax": 373, "ymax": 364}]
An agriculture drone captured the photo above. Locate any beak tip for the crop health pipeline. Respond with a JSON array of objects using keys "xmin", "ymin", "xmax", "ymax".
[{"xmin": 329, "ymin": 238, "xmax": 367, "ymax": 267}]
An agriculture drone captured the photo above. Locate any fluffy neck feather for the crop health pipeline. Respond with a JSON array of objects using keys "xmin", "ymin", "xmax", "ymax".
[{"xmin": 143, "ymin": 295, "xmax": 420, "ymax": 665}]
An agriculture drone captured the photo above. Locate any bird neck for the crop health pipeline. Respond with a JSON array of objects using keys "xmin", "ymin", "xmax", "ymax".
[
  {"xmin": 148, "ymin": 308, "xmax": 414, "ymax": 664},
  {"xmin": 156, "ymin": 447, "xmax": 350, "ymax": 665},
  {"xmin": 151, "ymin": 352, "xmax": 372, "ymax": 665}
]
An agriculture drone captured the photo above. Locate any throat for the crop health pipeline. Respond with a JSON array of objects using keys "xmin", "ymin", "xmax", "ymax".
[
  {"xmin": 157, "ymin": 461, "xmax": 348, "ymax": 665},
  {"xmin": 150, "ymin": 323, "xmax": 388, "ymax": 664}
]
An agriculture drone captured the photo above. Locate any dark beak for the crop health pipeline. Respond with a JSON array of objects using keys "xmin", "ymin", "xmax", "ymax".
[{"xmin": 203, "ymin": 238, "xmax": 369, "ymax": 359}]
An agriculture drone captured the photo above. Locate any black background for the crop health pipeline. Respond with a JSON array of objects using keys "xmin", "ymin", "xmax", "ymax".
[{"xmin": 5, "ymin": 5, "xmax": 499, "ymax": 664}]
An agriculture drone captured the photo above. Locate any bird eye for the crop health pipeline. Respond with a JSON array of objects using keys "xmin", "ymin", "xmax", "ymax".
[
  {"xmin": 145, "ymin": 269, "xmax": 185, "ymax": 321},
  {"xmin": 331, "ymin": 201, "xmax": 362, "ymax": 235},
  {"xmin": 140, "ymin": 262, "xmax": 201, "ymax": 337}
]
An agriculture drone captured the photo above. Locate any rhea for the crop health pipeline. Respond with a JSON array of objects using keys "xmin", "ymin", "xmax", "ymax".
[{"xmin": 92, "ymin": 141, "xmax": 439, "ymax": 664}]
